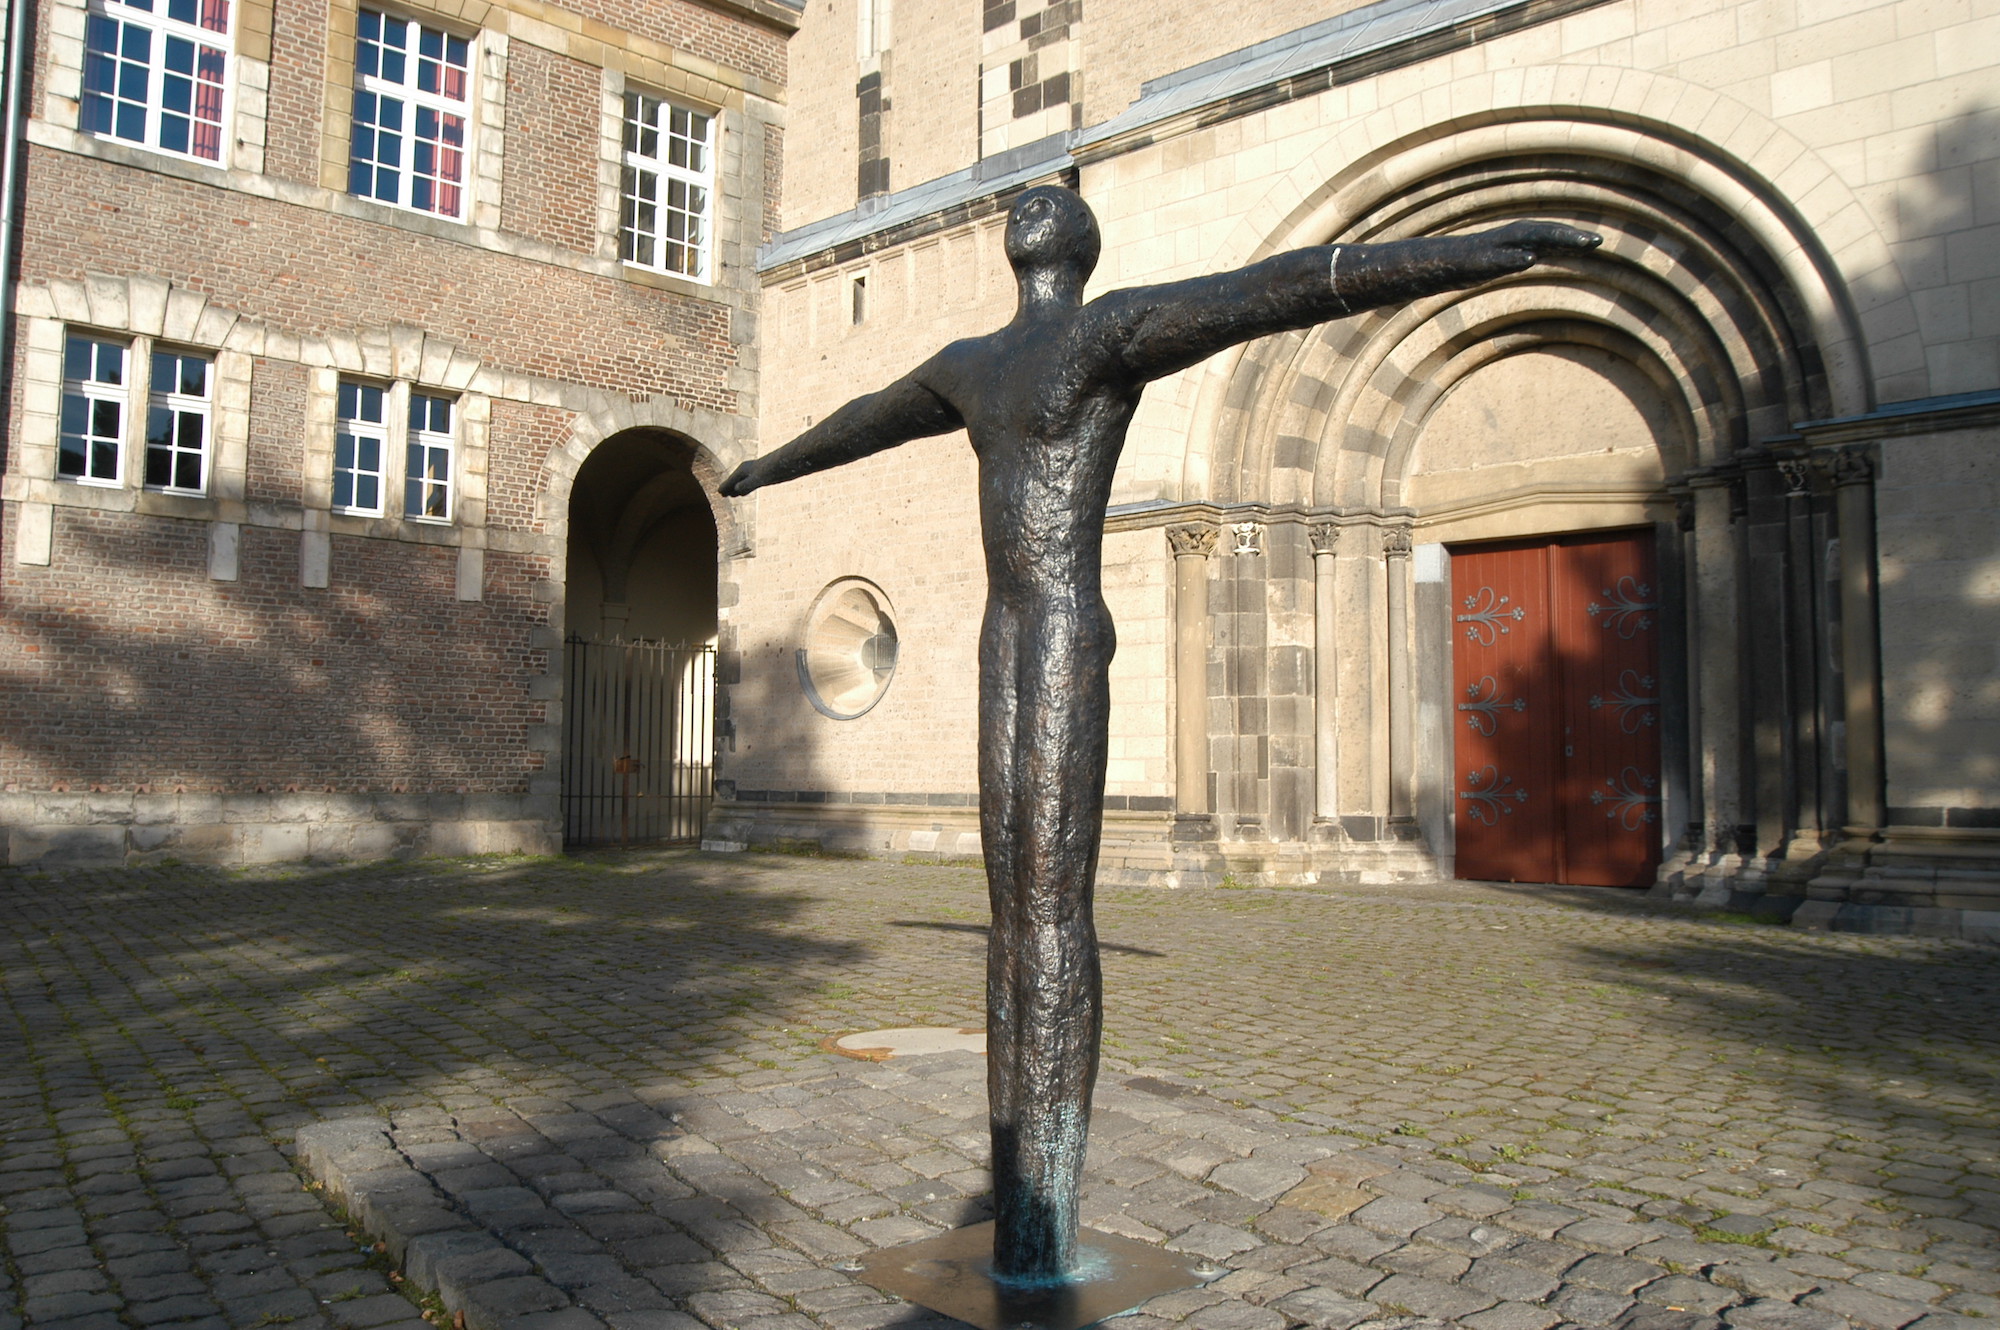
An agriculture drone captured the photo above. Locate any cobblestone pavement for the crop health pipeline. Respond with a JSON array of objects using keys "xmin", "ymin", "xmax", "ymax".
[{"xmin": 3, "ymin": 851, "xmax": 1997, "ymax": 1330}]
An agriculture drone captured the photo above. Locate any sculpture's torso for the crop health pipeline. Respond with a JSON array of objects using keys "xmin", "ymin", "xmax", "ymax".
[{"xmin": 919, "ymin": 303, "xmax": 1141, "ymax": 624}]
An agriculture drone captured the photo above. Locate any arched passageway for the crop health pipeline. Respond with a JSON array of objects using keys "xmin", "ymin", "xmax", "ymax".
[{"xmin": 562, "ymin": 429, "xmax": 720, "ymax": 846}]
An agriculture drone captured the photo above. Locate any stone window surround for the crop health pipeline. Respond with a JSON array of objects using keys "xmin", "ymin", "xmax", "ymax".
[
  {"xmin": 303, "ymin": 363, "xmax": 492, "ymax": 572},
  {"xmin": 611, "ymin": 85, "xmax": 719, "ymax": 282},
  {"xmin": 594, "ymin": 68, "xmax": 735, "ymax": 290},
  {"xmin": 9, "ymin": 278, "xmax": 254, "ymax": 573},
  {"xmin": 40, "ymin": 0, "xmax": 273, "ymax": 173},
  {"xmin": 5, "ymin": 274, "xmax": 502, "ymax": 601},
  {"xmin": 320, "ymin": 0, "xmax": 508, "ymax": 231}
]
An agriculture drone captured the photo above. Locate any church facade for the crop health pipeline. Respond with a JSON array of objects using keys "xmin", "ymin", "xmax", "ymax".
[{"xmin": 708, "ymin": 0, "xmax": 2000, "ymax": 931}]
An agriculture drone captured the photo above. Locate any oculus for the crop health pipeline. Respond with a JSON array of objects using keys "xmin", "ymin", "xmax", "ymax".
[{"xmin": 797, "ymin": 577, "xmax": 900, "ymax": 719}]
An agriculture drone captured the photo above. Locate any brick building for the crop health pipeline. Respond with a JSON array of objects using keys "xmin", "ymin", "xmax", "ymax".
[
  {"xmin": 0, "ymin": 0, "xmax": 795, "ymax": 860},
  {"xmin": 711, "ymin": 0, "xmax": 2000, "ymax": 931}
]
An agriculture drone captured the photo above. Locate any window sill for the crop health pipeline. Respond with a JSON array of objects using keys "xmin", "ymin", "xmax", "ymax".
[
  {"xmin": 84, "ymin": 131, "xmax": 231, "ymax": 173},
  {"xmin": 619, "ymin": 262, "xmax": 714, "ymax": 298}
]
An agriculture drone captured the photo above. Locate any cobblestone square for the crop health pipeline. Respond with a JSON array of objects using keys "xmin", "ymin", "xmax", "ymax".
[{"xmin": 3, "ymin": 853, "xmax": 1996, "ymax": 1330}]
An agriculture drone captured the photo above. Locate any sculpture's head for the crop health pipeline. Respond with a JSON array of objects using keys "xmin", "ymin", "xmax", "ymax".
[{"xmin": 1005, "ymin": 186, "xmax": 1100, "ymax": 286}]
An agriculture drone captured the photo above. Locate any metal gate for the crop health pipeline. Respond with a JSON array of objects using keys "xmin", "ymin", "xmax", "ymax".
[{"xmin": 562, "ymin": 635, "xmax": 715, "ymax": 847}]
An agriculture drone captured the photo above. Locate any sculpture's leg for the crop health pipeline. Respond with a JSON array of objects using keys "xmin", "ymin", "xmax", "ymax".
[{"xmin": 979, "ymin": 597, "xmax": 1113, "ymax": 1282}]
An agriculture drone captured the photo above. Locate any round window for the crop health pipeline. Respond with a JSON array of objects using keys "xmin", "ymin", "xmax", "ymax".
[{"xmin": 797, "ymin": 578, "xmax": 900, "ymax": 719}]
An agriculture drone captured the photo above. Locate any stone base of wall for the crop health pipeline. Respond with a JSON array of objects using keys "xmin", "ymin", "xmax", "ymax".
[
  {"xmin": 1652, "ymin": 829, "xmax": 2000, "ymax": 942},
  {"xmin": 0, "ymin": 792, "xmax": 560, "ymax": 867},
  {"xmin": 703, "ymin": 801, "xmax": 1444, "ymax": 887}
]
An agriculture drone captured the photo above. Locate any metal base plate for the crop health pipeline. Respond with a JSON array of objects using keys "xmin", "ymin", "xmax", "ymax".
[{"xmin": 855, "ymin": 1220, "xmax": 1213, "ymax": 1330}]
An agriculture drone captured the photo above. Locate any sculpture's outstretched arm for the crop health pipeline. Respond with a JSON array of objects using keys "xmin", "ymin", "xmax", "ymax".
[
  {"xmin": 720, "ymin": 371, "xmax": 964, "ymax": 496},
  {"xmin": 1115, "ymin": 221, "xmax": 1600, "ymax": 382}
]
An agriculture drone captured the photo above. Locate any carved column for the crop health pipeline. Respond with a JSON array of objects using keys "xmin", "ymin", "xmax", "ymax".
[
  {"xmin": 1829, "ymin": 446, "xmax": 1885, "ymax": 837},
  {"xmin": 1309, "ymin": 523, "xmax": 1341, "ymax": 824},
  {"xmin": 1778, "ymin": 458, "xmax": 1823, "ymax": 847},
  {"xmin": 1384, "ymin": 525, "xmax": 1415, "ymax": 826},
  {"xmin": 1675, "ymin": 494, "xmax": 1705, "ymax": 842},
  {"xmin": 1168, "ymin": 524, "xmax": 1219, "ymax": 819}
]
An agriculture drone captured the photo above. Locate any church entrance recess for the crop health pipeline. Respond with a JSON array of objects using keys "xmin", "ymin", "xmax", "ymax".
[
  {"xmin": 561, "ymin": 635, "xmax": 715, "ymax": 846},
  {"xmin": 1450, "ymin": 531, "xmax": 1662, "ymax": 887}
]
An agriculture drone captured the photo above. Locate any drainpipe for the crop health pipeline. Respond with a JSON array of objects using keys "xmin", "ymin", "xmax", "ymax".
[{"xmin": 0, "ymin": 0, "xmax": 33, "ymax": 445}]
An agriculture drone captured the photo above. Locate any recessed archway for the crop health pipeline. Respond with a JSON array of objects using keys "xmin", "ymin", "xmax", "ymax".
[{"xmin": 561, "ymin": 428, "xmax": 721, "ymax": 847}]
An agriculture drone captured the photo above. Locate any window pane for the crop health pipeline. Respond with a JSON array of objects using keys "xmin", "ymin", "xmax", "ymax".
[
  {"xmin": 93, "ymin": 398, "xmax": 122, "ymax": 437},
  {"xmin": 356, "ymin": 475, "xmax": 379, "ymax": 510},
  {"xmin": 334, "ymin": 470, "xmax": 354, "ymax": 508},
  {"xmin": 146, "ymin": 439, "xmax": 172, "ymax": 486},
  {"xmin": 148, "ymin": 402, "xmax": 173, "ymax": 448},
  {"xmin": 66, "ymin": 335, "xmax": 94, "ymax": 381},
  {"xmin": 175, "ymin": 450, "xmax": 202, "ymax": 490}
]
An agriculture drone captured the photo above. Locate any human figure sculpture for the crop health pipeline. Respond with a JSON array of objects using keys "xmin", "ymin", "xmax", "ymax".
[{"xmin": 722, "ymin": 186, "xmax": 1599, "ymax": 1282}]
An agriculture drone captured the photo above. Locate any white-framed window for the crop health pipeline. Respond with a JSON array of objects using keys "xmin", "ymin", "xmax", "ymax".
[
  {"xmin": 405, "ymin": 391, "xmax": 454, "ymax": 521},
  {"xmin": 144, "ymin": 348, "xmax": 212, "ymax": 494},
  {"xmin": 620, "ymin": 91, "xmax": 713, "ymax": 280},
  {"xmin": 349, "ymin": 8, "xmax": 470, "ymax": 219},
  {"xmin": 59, "ymin": 334, "xmax": 130, "ymax": 485},
  {"xmin": 81, "ymin": 0, "xmax": 232, "ymax": 163},
  {"xmin": 334, "ymin": 379, "xmax": 388, "ymax": 515}
]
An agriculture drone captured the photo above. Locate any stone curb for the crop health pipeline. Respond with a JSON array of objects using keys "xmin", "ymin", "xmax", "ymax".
[{"xmin": 298, "ymin": 1119, "xmax": 587, "ymax": 1330}]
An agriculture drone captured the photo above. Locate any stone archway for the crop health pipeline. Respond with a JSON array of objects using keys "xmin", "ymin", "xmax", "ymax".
[
  {"xmin": 560, "ymin": 428, "xmax": 720, "ymax": 847},
  {"xmin": 1152, "ymin": 96, "xmax": 1878, "ymax": 887}
]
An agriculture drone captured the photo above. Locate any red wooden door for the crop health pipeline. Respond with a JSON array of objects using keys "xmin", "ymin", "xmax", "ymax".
[{"xmin": 1451, "ymin": 531, "xmax": 1661, "ymax": 887}]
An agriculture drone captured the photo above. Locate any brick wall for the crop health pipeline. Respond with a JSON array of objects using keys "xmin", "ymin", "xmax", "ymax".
[
  {"xmin": 262, "ymin": 0, "xmax": 330, "ymax": 186},
  {"xmin": 15, "ymin": 154, "xmax": 740, "ymax": 413},
  {"xmin": 1, "ymin": 0, "xmax": 784, "ymax": 865},
  {"xmin": 0, "ymin": 511, "xmax": 550, "ymax": 790},
  {"xmin": 502, "ymin": 44, "xmax": 604, "ymax": 256}
]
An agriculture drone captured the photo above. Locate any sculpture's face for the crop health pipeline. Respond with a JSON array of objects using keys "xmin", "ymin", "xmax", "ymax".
[{"xmin": 1005, "ymin": 186, "xmax": 1101, "ymax": 282}]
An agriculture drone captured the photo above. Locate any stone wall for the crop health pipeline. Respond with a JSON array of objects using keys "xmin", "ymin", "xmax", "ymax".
[{"xmin": 736, "ymin": 0, "xmax": 2000, "ymax": 913}]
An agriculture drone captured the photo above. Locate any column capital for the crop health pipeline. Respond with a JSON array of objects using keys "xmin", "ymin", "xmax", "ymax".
[
  {"xmin": 1166, "ymin": 523, "xmax": 1219, "ymax": 557},
  {"xmin": 1307, "ymin": 521, "xmax": 1341, "ymax": 555},
  {"xmin": 1777, "ymin": 458, "xmax": 1812, "ymax": 495},
  {"xmin": 1822, "ymin": 444, "xmax": 1875, "ymax": 486},
  {"xmin": 1382, "ymin": 526, "xmax": 1413, "ymax": 558}
]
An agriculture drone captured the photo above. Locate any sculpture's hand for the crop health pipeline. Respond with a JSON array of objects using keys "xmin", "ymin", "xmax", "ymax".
[
  {"xmin": 719, "ymin": 460, "xmax": 761, "ymax": 497},
  {"xmin": 1470, "ymin": 221, "xmax": 1601, "ymax": 277}
]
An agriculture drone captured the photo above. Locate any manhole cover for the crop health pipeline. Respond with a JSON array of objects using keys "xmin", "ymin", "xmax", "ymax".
[{"xmin": 822, "ymin": 1027, "xmax": 987, "ymax": 1061}]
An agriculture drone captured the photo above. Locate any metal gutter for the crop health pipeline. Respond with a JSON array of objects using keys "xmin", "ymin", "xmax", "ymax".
[{"xmin": 0, "ymin": 0, "xmax": 33, "ymax": 459}]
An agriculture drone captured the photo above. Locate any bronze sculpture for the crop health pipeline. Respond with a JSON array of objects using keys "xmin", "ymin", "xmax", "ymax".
[{"xmin": 723, "ymin": 186, "xmax": 1599, "ymax": 1283}]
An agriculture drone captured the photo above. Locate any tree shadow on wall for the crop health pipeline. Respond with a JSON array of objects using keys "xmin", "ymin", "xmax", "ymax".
[{"xmin": 0, "ymin": 512, "xmax": 536, "ymax": 794}]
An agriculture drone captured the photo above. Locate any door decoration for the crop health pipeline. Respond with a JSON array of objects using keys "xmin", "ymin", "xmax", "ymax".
[
  {"xmin": 1458, "ymin": 766, "xmax": 1528, "ymax": 823},
  {"xmin": 1586, "ymin": 670, "xmax": 1658, "ymax": 732},
  {"xmin": 1585, "ymin": 576, "xmax": 1657, "ymax": 638},
  {"xmin": 1456, "ymin": 587, "xmax": 1525, "ymax": 644},
  {"xmin": 1590, "ymin": 767, "xmax": 1661, "ymax": 829},
  {"xmin": 1459, "ymin": 676, "xmax": 1526, "ymax": 735}
]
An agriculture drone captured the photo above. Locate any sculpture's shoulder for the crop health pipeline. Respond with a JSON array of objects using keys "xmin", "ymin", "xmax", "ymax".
[{"xmin": 915, "ymin": 332, "xmax": 999, "ymax": 392}]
